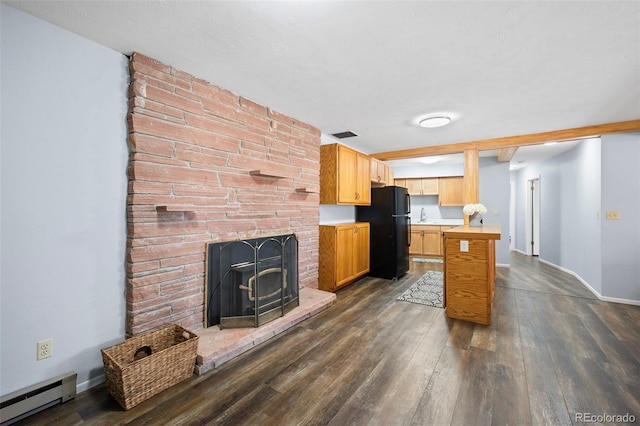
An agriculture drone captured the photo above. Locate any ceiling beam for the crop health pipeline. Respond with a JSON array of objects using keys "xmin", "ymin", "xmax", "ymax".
[
  {"xmin": 372, "ymin": 119, "xmax": 640, "ymax": 161},
  {"xmin": 497, "ymin": 147, "xmax": 518, "ymax": 162}
]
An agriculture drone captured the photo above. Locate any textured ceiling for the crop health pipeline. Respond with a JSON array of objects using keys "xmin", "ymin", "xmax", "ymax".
[{"xmin": 5, "ymin": 1, "xmax": 640, "ymax": 160}]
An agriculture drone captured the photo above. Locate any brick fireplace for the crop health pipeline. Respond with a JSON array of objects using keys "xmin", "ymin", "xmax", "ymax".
[{"xmin": 126, "ymin": 53, "xmax": 323, "ymax": 337}]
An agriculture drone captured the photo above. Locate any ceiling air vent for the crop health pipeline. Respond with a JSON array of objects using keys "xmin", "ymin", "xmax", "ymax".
[{"xmin": 331, "ymin": 131, "xmax": 358, "ymax": 139}]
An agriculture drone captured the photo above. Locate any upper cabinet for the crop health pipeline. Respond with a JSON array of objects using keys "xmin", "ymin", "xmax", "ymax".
[
  {"xmin": 438, "ymin": 176, "xmax": 464, "ymax": 206},
  {"xmin": 396, "ymin": 176, "xmax": 464, "ymax": 205},
  {"xmin": 404, "ymin": 178, "xmax": 439, "ymax": 195},
  {"xmin": 320, "ymin": 143, "xmax": 371, "ymax": 205},
  {"xmin": 370, "ymin": 157, "xmax": 389, "ymax": 187},
  {"xmin": 386, "ymin": 167, "xmax": 394, "ymax": 186}
]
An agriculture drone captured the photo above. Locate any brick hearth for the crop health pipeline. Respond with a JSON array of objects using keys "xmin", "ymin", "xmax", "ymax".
[{"xmin": 196, "ymin": 287, "xmax": 335, "ymax": 374}]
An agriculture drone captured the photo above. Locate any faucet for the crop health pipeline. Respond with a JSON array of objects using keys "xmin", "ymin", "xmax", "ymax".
[{"xmin": 420, "ymin": 208, "xmax": 427, "ymax": 222}]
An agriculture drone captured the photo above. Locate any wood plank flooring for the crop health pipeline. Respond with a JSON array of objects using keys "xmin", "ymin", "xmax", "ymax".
[{"xmin": 16, "ymin": 253, "xmax": 640, "ymax": 425}]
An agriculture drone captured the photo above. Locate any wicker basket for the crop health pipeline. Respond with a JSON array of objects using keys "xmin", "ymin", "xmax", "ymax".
[{"xmin": 101, "ymin": 324, "xmax": 199, "ymax": 410}]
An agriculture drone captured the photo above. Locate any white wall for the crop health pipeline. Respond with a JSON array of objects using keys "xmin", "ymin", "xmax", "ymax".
[
  {"xmin": 514, "ymin": 139, "xmax": 603, "ymax": 295},
  {"xmin": 601, "ymin": 132, "xmax": 640, "ymax": 301},
  {"xmin": 319, "ymin": 204, "xmax": 356, "ymax": 224},
  {"xmin": 1, "ymin": 5, "xmax": 129, "ymax": 395},
  {"xmin": 479, "ymin": 157, "xmax": 511, "ymax": 266}
]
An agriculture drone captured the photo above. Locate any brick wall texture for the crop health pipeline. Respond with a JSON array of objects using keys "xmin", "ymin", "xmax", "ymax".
[{"xmin": 126, "ymin": 53, "xmax": 321, "ymax": 335}]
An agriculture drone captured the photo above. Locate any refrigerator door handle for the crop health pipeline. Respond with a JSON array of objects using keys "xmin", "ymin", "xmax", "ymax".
[
  {"xmin": 407, "ymin": 217, "xmax": 411, "ymax": 247},
  {"xmin": 406, "ymin": 193, "xmax": 411, "ymax": 215}
]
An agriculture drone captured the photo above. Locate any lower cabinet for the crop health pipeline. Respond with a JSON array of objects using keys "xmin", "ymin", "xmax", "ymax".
[
  {"xmin": 410, "ymin": 226, "xmax": 442, "ymax": 256},
  {"xmin": 409, "ymin": 229, "xmax": 425, "ymax": 255},
  {"xmin": 410, "ymin": 225, "xmax": 458, "ymax": 257},
  {"xmin": 319, "ymin": 222, "xmax": 370, "ymax": 292}
]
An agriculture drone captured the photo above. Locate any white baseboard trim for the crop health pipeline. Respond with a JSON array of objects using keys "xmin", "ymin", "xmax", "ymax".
[
  {"xmin": 496, "ymin": 263, "xmax": 510, "ymax": 268},
  {"xmin": 77, "ymin": 374, "xmax": 105, "ymax": 393},
  {"xmin": 538, "ymin": 258, "xmax": 602, "ymax": 298},
  {"xmin": 600, "ymin": 296, "xmax": 640, "ymax": 307},
  {"xmin": 511, "ymin": 248, "xmax": 527, "ymax": 256},
  {"xmin": 538, "ymin": 258, "xmax": 640, "ymax": 306}
]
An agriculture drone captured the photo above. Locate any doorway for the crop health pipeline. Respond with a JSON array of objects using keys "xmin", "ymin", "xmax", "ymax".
[{"xmin": 526, "ymin": 177, "xmax": 540, "ymax": 256}]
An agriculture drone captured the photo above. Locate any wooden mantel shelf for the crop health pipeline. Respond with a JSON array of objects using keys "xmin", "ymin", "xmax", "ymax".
[
  {"xmin": 249, "ymin": 170, "xmax": 286, "ymax": 179},
  {"xmin": 295, "ymin": 187, "xmax": 318, "ymax": 194},
  {"xmin": 155, "ymin": 205, "xmax": 195, "ymax": 212}
]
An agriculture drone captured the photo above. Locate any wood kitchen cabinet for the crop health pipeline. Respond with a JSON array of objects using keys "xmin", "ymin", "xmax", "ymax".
[
  {"xmin": 443, "ymin": 225, "xmax": 500, "ymax": 325},
  {"xmin": 409, "ymin": 229, "xmax": 424, "ymax": 255},
  {"xmin": 319, "ymin": 222, "xmax": 370, "ymax": 292},
  {"xmin": 406, "ymin": 179, "xmax": 422, "ymax": 195},
  {"xmin": 438, "ymin": 177, "xmax": 464, "ymax": 206},
  {"xmin": 422, "ymin": 228, "xmax": 442, "ymax": 256},
  {"xmin": 320, "ymin": 143, "xmax": 371, "ymax": 205},
  {"xmin": 410, "ymin": 225, "xmax": 443, "ymax": 256},
  {"xmin": 386, "ymin": 167, "xmax": 394, "ymax": 186},
  {"xmin": 396, "ymin": 176, "xmax": 462, "ymax": 204},
  {"xmin": 370, "ymin": 157, "xmax": 389, "ymax": 187},
  {"xmin": 410, "ymin": 225, "xmax": 458, "ymax": 257},
  {"xmin": 404, "ymin": 178, "xmax": 439, "ymax": 195}
]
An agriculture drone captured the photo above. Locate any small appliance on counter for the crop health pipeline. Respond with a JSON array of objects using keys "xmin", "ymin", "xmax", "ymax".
[{"xmin": 356, "ymin": 186, "xmax": 410, "ymax": 280}]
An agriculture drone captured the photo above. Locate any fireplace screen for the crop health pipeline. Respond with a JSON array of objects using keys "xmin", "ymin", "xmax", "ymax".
[{"xmin": 206, "ymin": 234, "xmax": 299, "ymax": 329}]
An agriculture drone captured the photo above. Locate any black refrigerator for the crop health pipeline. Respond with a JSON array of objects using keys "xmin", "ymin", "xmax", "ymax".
[{"xmin": 356, "ymin": 186, "xmax": 410, "ymax": 280}]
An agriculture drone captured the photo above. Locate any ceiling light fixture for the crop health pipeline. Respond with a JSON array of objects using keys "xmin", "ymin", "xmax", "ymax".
[
  {"xmin": 419, "ymin": 156, "xmax": 441, "ymax": 164},
  {"xmin": 419, "ymin": 115, "xmax": 452, "ymax": 128}
]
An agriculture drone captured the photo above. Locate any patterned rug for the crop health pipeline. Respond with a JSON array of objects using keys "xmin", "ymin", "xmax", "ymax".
[
  {"xmin": 397, "ymin": 270, "xmax": 444, "ymax": 308},
  {"xmin": 411, "ymin": 257, "xmax": 444, "ymax": 264}
]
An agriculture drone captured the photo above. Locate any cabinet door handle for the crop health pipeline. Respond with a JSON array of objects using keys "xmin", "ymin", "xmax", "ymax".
[{"xmin": 354, "ymin": 227, "xmax": 358, "ymax": 234}]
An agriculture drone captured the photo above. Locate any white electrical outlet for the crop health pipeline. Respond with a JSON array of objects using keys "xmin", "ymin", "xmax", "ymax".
[
  {"xmin": 37, "ymin": 338, "xmax": 53, "ymax": 360},
  {"xmin": 460, "ymin": 240, "xmax": 469, "ymax": 252}
]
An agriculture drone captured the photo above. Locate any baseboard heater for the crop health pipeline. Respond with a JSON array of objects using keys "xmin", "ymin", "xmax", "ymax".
[{"xmin": 0, "ymin": 372, "xmax": 76, "ymax": 425}]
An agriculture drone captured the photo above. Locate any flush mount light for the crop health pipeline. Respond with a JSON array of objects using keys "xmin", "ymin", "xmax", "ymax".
[
  {"xmin": 418, "ymin": 115, "xmax": 452, "ymax": 128},
  {"xmin": 418, "ymin": 156, "xmax": 441, "ymax": 164}
]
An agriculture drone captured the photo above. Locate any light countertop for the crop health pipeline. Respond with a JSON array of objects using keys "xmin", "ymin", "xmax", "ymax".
[
  {"xmin": 443, "ymin": 224, "xmax": 501, "ymax": 240},
  {"xmin": 412, "ymin": 218, "xmax": 464, "ymax": 226}
]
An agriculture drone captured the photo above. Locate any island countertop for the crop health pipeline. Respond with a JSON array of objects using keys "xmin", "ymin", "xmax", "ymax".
[{"xmin": 443, "ymin": 224, "xmax": 501, "ymax": 240}]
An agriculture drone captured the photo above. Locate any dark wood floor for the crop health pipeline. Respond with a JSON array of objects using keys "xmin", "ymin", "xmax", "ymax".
[{"xmin": 17, "ymin": 253, "xmax": 640, "ymax": 425}]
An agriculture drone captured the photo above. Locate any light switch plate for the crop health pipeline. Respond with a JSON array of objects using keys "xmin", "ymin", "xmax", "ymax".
[
  {"xmin": 606, "ymin": 210, "xmax": 620, "ymax": 220},
  {"xmin": 460, "ymin": 240, "xmax": 469, "ymax": 252}
]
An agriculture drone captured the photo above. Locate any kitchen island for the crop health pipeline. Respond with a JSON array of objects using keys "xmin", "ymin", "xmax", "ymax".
[{"xmin": 443, "ymin": 224, "xmax": 501, "ymax": 325}]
